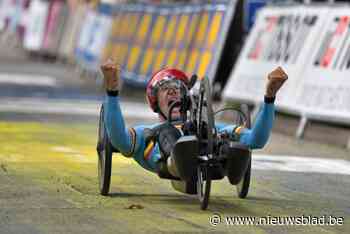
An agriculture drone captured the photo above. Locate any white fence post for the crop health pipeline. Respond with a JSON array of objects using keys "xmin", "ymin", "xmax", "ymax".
[{"xmin": 296, "ymin": 116, "xmax": 308, "ymax": 139}]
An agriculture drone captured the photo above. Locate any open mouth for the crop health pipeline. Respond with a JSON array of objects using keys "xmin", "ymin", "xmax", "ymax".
[
  {"xmin": 168, "ymin": 100, "xmax": 178, "ymax": 107},
  {"xmin": 167, "ymin": 97, "xmax": 181, "ymax": 114},
  {"xmin": 167, "ymin": 97, "xmax": 180, "ymax": 107}
]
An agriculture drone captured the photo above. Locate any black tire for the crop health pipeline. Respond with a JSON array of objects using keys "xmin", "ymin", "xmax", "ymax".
[
  {"xmin": 197, "ymin": 165, "xmax": 211, "ymax": 210},
  {"xmin": 97, "ymin": 105, "xmax": 113, "ymax": 196},
  {"xmin": 235, "ymin": 104, "xmax": 251, "ymax": 198}
]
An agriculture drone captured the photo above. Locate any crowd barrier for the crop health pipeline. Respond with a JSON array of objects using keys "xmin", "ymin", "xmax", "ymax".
[{"xmin": 223, "ymin": 4, "xmax": 350, "ymax": 136}]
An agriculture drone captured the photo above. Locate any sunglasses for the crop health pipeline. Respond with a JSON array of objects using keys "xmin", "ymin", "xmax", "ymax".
[{"xmin": 158, "ymin": 79, "xmax": 182, "ymax": 92}]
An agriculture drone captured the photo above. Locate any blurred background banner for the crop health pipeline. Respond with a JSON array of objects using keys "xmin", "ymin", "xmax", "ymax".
[
  {"xmin": 0, "ymin": 0, "xmax": 8, "ymax": 31},
  {"xmin": 243, "ymin": 0, "xmax": 267, "ymax": 33},
  {"xmin": 0, "ymin": 0, "xmax": 237, "ymax": 86},
  {"xmin": 223, "ymin": 5, "xmax": 330, "ymax": 113},
  {"xmin": 296, "ymin": 7, "xmax": 350, "ymax": 124},
  {"xmin": 97, "ymin": 1, "xmax": 237, "ymax": 86},
  {"xmin": 41, "ymin": 0, "xmax": 69, "ymax": 55},
  {"xmin": 58, "ymin": 1, "xmax": 88, "ymax": 63},
  {"xmin": 23, "ymin": 0, "xmax": 49, "ymax": 51},
  {"xmin": 75, "ymin": 3, "xmax": 112, "ymax": 71},
  {"xmin": 224, "ymin": 3, "xmax": 350, "ymax": 126},
  {"xmin": 1, "ymin": 0, "xmax": 29, "ymax": 41}
]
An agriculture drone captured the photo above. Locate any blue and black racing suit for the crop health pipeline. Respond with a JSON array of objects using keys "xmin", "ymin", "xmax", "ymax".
[{"xmin": 104, "ymin": 95, "xmax": 275, "ymax": 173}]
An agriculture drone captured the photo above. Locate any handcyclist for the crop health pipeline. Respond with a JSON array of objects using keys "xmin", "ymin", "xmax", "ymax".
[{"xmin": 100, "ymin": 58, "xmax": 288, "ymax": 183}]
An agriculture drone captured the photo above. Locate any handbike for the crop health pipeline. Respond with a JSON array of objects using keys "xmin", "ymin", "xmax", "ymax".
[{"xmin": 96, "ymin": 76, "xmax": 252, "ymax": 210}]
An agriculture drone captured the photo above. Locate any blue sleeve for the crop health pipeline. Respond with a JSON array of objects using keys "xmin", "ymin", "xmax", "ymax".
[
  {"xmin": 239, "ymin": 103, "xmax": 275, "ymax": 149},
  {"xmin": 104, "ymin": 95, "xmax": 135, "ymax": 156},
  {"xmin": 216, "ymin": 102, "xmax": 275, "ymax": 149}
]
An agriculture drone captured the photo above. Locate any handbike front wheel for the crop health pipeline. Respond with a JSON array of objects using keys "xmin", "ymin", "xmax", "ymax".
[
  {"xmin": 196, "ymin": 76, "xmax": 215, "ymax": 210},
  {"xmin": 197, "ymin": 165, "xmax": 211, "ymax": 210},
  {"xmin": 97, "ymin": 105, "xmax": 113, "ymax": 196},
  {"xmin": 197, "ymin": 76, "xmax": 216, "ymax": 154}
]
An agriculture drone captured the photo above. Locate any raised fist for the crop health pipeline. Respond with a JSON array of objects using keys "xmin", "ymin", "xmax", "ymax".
[
  {"xmin": 265, "ymin": 66, "xmax": 288, "ymax": 98},
  {"xmin": 100, "ymin": 58, "xmax": 120, "ymax": 91}
]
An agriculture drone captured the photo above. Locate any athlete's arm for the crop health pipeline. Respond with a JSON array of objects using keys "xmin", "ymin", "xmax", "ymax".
[
  {"xmin": 216, "ymin": 98, "xmax": 274, "ymax": 149},
  {"xmin": 104, "ymin": 95, "xmax": 137, "ymax": 156},
  {"xmin": 217, "ymin": 66, "xmax": 287, "ymax": 149},
  {"xmin": 100, "ymin": 59, "xmax": 137, "ymax": 156}
]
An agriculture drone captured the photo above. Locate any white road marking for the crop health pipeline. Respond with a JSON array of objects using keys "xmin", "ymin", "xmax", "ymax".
[
  {"xmin": 51, "ymin": 146, "xmax": 92, "ymax": 162},
  {"xmin": 0, "ymin": 74, "xmax": 58, "ymax": 87},
  {"xmin": 0, "ymin": 98, "xmax": 158, "ymax": 120},
  {"xmin": 253, "ymin": 154, "xmax": 350, "ymax": 175},
  {"xmin": 51, "ymin": 146, "xmax": 78, "ymax": 154}
]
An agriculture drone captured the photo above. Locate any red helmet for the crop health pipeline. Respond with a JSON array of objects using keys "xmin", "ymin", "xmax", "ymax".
[{"xmin": 146, "ymin": 68, "xmax": 190, "ymax": 113}]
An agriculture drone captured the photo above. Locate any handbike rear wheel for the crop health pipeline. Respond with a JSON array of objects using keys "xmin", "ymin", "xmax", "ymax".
[
  {"xmin": 235, "ymin": 104, "xmax": 251, "ymax": 198},
  {"xmin": 236, "ymin": 156, "xmax": 251, "ymax": 198},
  {"xmin": 97, "ymin": 105, "xmax": 113, "ymax": 196}
]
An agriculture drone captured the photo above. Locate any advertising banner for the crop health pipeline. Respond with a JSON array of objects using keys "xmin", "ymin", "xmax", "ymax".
[
  {"xmin": 58, "ymin": 4, "xmax": 88, "ymax": 61},
  {"xmin": 223, "ymin": 6, "xmax": 330, "ymax": 113},
  {"xmin": 100, "ymin": 1, "xmax": 236, "ymax": 87},
  {"xmin": 0, "ymin": 0, "xmax": 10, "ymax": 31},
  {"xmin": 42, "ymin": 0, "xmax": 68, "ymax": 54},
  {"xmin": 23, "ymin": 0, "xmax": 49, "ymax": 51},
  {"xmin": 296, "ymin": 7, "xmax": 350, "ymax": 123},
  {"xmin": 75, "ymin": 6, "xmax": 112, "ymax": 70},
  {"xmin": 244, "ymin": 0, "xmax": 267, "ymax": 32}
]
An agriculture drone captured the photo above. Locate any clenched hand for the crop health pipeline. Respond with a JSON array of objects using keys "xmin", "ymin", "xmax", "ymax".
[
  {"xmin": 101, "ymin": 58, "xmax": 120, "ymax": 91},
  {"xmin": 265, "ymin": 66, "xmax": 288, "ymax": 98}
]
